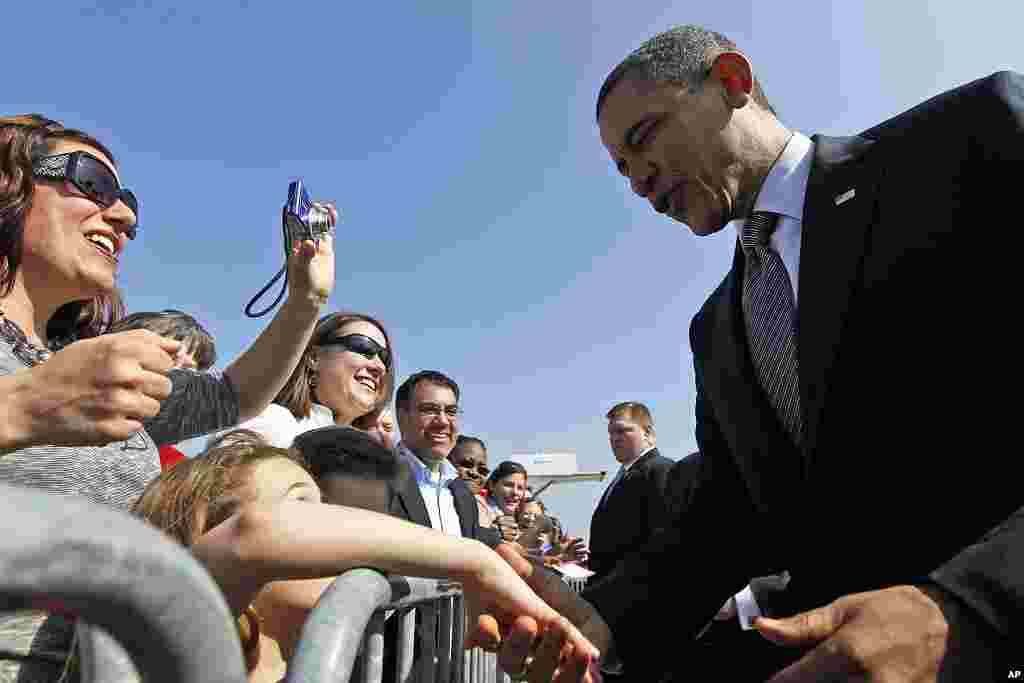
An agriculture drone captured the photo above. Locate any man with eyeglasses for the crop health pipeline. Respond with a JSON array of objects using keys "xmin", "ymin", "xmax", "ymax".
[{"xmin": 393, "ymin": 370, "xmax": 500, "ymax": 546}]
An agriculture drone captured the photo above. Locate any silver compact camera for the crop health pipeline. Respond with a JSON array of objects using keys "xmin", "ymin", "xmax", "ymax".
[
  {"xmin": 283, "ymin": 179, "xmax": 334, "ymax": 254},
  {"xmin": 245, "ymin": 179, "xmax": 336, "ymax": 318}
]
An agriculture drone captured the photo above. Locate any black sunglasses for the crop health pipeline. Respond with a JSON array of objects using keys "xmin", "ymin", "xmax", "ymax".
[
  {"xmin": 453, "ymin": 460, "xmax": 490, "ymax": 477},
  {"xmin": 32, "ymin": 151, "xmax": 139, "ymax": 239},
  {"xmin": 320, "ymin": 333, "xmax": 391, "ymax": 368}
]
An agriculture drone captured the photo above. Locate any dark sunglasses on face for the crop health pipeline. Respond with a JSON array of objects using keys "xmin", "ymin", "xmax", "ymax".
[
  {"xmin": 454, "ymin": 461, "xmax": 490, "ymax": 477},
  {"xmin": 320, "ymin": 333, "xmax": 391, "ymax": 369},
  {"xmin": 32, "ymin": 151, "xmax": 139, "ymax": 239}
]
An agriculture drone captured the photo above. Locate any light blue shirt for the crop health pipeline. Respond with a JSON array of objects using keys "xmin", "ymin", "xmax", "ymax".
[
  {"xmin": 733, "ymin": 131, "xmax": 814, "ymax": 307},
  {"xmin": 396, "ymin": 442, "xmax": 463, "ymax": 537}
]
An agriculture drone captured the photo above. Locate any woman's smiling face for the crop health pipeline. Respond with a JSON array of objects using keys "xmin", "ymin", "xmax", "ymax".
[
  {"xmin": 19, "ymin": 141, "xmax": 137, "ymax": 301},
  {"xmin": 491, "ymin": 472, "xmax": 527, "ymax": 515},
  {"xmin": 315, "ymin": 320, "xmax": 389, "ymax": 425}
]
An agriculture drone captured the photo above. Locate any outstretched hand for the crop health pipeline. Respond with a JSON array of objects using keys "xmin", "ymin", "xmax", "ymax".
[
  {"xmin": 458, "ymin": 546, "xmax": 602, "ymax": 683},
  {"xmin": 466, "ymin": 544, "xmax": 612, "ymax": 682},
  {"xmin": 755, "ymin": 585, "xmax": 949, "ymax": 682},
  {"xmin": 560, "ymin": 537, "xmax": 589, "ymax": 564},
  {"xmin": 495, "ymin": 514, "xmax": 521, "ymax": 542}
]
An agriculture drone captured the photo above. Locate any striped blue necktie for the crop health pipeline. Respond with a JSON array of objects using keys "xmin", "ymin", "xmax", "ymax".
[{"xmin": 741, "ymin": 212, "xmax": 803, "ymax": 445}]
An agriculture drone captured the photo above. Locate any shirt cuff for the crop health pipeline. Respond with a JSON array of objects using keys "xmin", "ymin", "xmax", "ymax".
[{"xmin": 734, "ymin": 584, "xmax": 763, "ymax": 630}]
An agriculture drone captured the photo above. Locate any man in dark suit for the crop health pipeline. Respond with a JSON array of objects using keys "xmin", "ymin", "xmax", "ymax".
[
  {"xmin": 393, "ymin": 370, "xmax": 500, "ymax": 547},
  {"xmin": 488, "ymin": 25, "xmax": 1023, "ymax": 682},
  {"xmin": 384, "ymin": 372, "xmax": 500, "ymax": 683},
  {"xmin": 588, "ymin": 401, "xmax": 673, "ymax": 583}
]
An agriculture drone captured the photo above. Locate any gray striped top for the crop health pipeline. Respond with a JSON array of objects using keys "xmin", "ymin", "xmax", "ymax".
[
  {"xmin": 0, "ymin": 338, "xmax": 240, "ymax": 509},
  {"xmin": 0, "ymin": 337, "xmax": 242, "ymax": 681}
]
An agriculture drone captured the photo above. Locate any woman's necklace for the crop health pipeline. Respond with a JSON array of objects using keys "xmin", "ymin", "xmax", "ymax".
[{"xmin": 0, "ymin": 310, "xmax": 52, "ymax": 366}]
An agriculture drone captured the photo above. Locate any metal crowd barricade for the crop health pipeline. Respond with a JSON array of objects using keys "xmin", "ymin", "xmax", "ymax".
[
  {"xmin": 0, "ymin": 483, "xmax": 247, "ymax": 683},
  {"xmin": 288, "ymin": 568, "xmax": 515, "ymax": 683}
]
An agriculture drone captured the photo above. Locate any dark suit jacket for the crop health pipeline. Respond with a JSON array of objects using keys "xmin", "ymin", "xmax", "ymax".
[
  {"xmin": 384, "ymin": 462, "xmax": 500, "ymax": 683},
  {"xmin": 588, "ymin": 448, "xmax": 674, "ymax": 581},
  {"xmin": 392, "ymin": 462, "xmax": 501, "ymax": 547},
  {"xmin": 584, "ymin": 72, "xmax": 1024, "ymax": 681}
]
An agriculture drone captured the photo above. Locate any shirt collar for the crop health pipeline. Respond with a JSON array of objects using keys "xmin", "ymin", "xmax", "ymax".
[
  {"xmin": 750, "ymin": 131, "xmax": 813, "ymax": 222},
  {"xmin": 622, "ymin": 445, "xmax": 655, "ymax": 472},
  {"xmin": 397, "ymin": 441, "xmax": 459, "ymax": 486}
]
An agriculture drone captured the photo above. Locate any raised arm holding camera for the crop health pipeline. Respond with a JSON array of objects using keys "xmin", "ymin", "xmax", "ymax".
[{"xmin": 0, "ymin": 113, "xmax": 336, "ymax": 681}]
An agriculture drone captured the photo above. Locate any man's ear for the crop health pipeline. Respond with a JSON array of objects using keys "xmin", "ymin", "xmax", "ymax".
[{"xmin": 711, "ymin": 51, "xmax": 754, "ymax": 109}]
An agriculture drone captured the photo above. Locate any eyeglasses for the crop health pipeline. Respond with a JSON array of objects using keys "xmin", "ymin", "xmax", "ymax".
[
  {"xmin": 32, "ymin": 152, "xmax": 139, "ymax": 239},
  {"xmin": 320, "ymin": 333, "xmax": 391, "ymax": 369},
  {"xmin": 416, "ymin": 402, "xmax": 461, "ymax": 420}
]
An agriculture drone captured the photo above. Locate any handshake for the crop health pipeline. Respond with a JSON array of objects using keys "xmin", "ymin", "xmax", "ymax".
[{"xmin": 467, "ymin": 544, "xmax": 610, "ymax": 683}]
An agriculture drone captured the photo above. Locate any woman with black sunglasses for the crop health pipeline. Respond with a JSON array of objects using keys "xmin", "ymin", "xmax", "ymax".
[
  {"xmin": 0, "ymin": 114, "xmax": 335, "ymax": 681},
  {"xmin": 204, "ymin": 311, "xmax": 395, "ymax": 666},
  {"xmin": 211, "ymin": 311, "xmax": 395, "ymax": 449}
]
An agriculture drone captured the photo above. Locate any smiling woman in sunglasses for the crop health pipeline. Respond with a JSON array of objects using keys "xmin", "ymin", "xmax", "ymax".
[
  {"xmin": 0, "ymin": 114, "xmax": 335, "ymax": 681},
  {"xmin": 213, "ymin": 311, "xmax": 395, "ymax": 449}
]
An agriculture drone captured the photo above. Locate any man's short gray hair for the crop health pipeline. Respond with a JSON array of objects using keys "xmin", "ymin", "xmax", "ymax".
[{"xmin": 595, "ymin": 25, "xmax": 775, "ymax": 121}]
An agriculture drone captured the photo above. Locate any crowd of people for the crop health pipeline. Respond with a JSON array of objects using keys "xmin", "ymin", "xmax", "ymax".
[
  {"xmin": 0, "ymin": 115, "xmax": 599, "ymax": 682},
  {"xmin": 2, "ymin": 18, "xmax": 1022, "ymax": 683},
  {"xmin": 448, "ymin": 438, "xmax": 588, "ymax": 571}
]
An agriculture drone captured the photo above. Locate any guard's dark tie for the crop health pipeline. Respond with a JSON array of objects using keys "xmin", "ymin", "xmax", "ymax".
[
  {"xmin": 741, "ymin": 212, "xmax": 803, "ymax": 445},
  {"xmin": 598, "ymin": 465, "xmax": 626, "ymax": 509}
]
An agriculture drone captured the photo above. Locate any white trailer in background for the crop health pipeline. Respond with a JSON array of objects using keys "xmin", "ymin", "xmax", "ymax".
[{"xmin": 508, "ymin": 451, "xmax": 606, "ymax": 499}]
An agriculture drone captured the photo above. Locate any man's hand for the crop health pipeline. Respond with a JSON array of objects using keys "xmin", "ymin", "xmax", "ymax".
[
  {"xmin": 755, "ymin": 585, "xmax": 949, "ymax": 682},
  {"xmin": 467, "ymin": 543, "xmax": 611, "ymax": 682},
  {"xmin": 286, "ymin": 202, "xmax": 336, "ymax": 306},
  {"xmin": 2, "ymin": 330, "xmax": 178, "ymax": 449}
]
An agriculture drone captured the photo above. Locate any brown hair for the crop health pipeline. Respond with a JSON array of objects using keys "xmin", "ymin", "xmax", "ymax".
[
  {"xmin": 485, "ymin": 460, "xmax": 528, "ymax": 490},
  {"xmin": 133, "ymin": 440, "xmax": 308, "ymax": 671},
  {"xmin": 606, "ymin": 400, "xmax": 655, "ymax": 436},
  {"xmin": 108, "ymin": 309, "xmax": 217, "ymax": 370},
  {"xmin": 204, "ymin": 427, "xmax": 270, "ymax": 452},
  {"xmin": 1, "ymin": 114, "xmax": 125, "ymax": 345},
  {"xmin": 274, "ymin": 311, "xmax": 395, "ymax": 422}
]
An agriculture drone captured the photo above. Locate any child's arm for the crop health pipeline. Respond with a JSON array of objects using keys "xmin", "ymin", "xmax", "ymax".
[{"xmin": 191, "ymin": 500, "xmax": 601, "ymax": 676}]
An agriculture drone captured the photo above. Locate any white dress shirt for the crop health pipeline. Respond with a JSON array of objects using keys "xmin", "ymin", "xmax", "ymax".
[
  {"xmin": 397, "ymin": 442, "xmax": 463, "ymax": 537},
  {"xmin": 732, "ymin": 131, "xmax": 814, "ymax": 307},
  {"xmin": 206, "ymin": 402, "xmax": 335, "ymax": 449},
  {"xmin": 713, "ymin": 134, "xmax": 813, "ymax": 629}
]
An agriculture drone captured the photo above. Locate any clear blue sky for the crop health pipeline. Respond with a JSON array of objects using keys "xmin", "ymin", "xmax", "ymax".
[{"xmin": 7, "ymin": 0, "xmax": 1020, "ymax": 538}]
